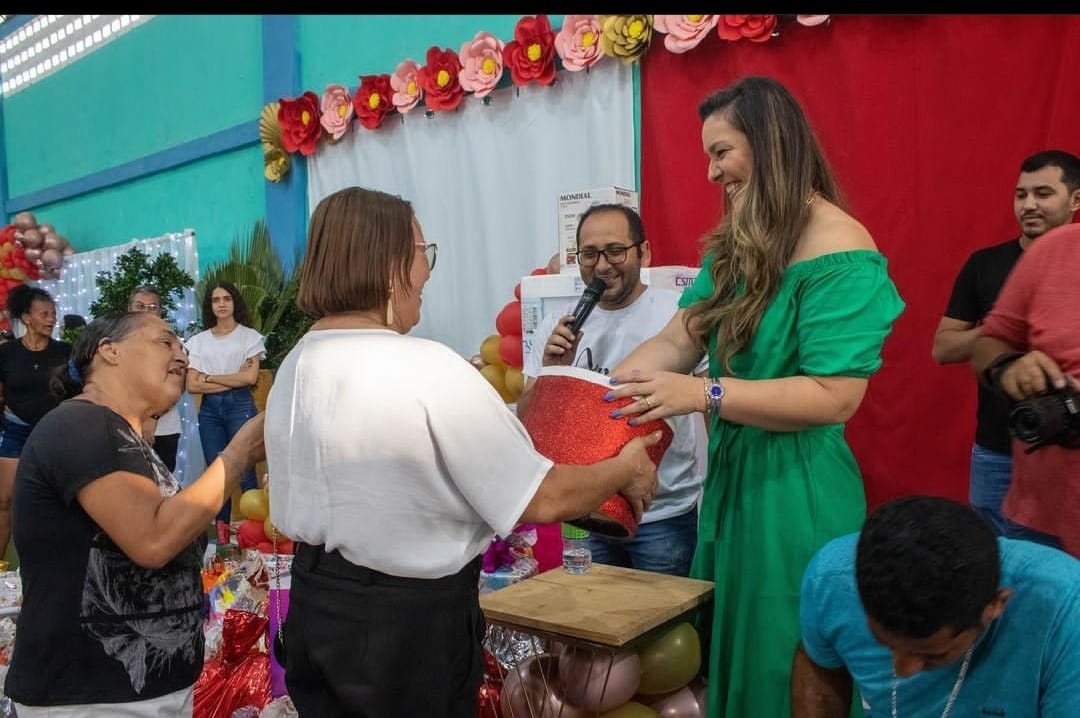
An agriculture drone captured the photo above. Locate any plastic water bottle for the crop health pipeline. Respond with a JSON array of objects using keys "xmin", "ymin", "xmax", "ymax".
[{"xmin": 562, "ymin": 523, "xmax": 592, "ymax": 574}]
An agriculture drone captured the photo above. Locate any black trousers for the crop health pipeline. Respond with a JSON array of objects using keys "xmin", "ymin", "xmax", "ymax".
[
  {"xmin": 283, "ymin": 543, "xmax": 485, "ymax": 718},
  {"xmin": 153, "ymin": 433, "xmax": 180, "ymax": 473}
]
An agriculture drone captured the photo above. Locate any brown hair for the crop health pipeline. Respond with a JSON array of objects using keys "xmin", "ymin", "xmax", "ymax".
[
  {"xmin": 684, "ymin": 76, "xmax": 843, "ymax": 373},
  {"xmin": 296, "ymin": 187, "xmax": 416, "ymax": 319}
]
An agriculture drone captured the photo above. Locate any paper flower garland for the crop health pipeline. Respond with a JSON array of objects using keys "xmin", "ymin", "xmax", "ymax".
[
  {"xmin": 459, "ymin": 31, "xmax": 505, "ymax": 98},
  {"xmin": 599, "ymin": 15, "xmax": 654, "ymax": 64},
  {"xmin": 265, "ymin": 14, "xmax": 832, "ymax": 180},
  {"xmin": 503, "ymin": 15, "xmax": 557, "ymax": 86},
  {"xmin": 353, "ymin": 74, "xmax": 394, "ymax": 130},
  {"xmin": 717, "ymin": 15, "xmax": 778, "ymax": 43},
  {"xmin": 417, "ymin": 46, "xmax": 465, "ymax": 112},
  {"xmin": 320, "ymin": 85, "xmax": 354, "ymax": 141},
  {"xmin": 259, "ymin": 102, "xmax": 291, "ymax": 182},
  {"xmin": 554, "ymin": 15, "xmax": 604, "ymax": 71}
]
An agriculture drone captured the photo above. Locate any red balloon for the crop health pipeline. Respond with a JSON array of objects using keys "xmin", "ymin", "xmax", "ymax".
[
  {"xmin": 513, "ymin": 282, "xmax": 522, "ymax": 300},
  {"xmin": 530, "ymin": 267, "xmax": 548, "ymax": 276},
  {"xmin": 495, "ymin": 300, "xmax": 522, "ymax": 337},
  {"xmin": 497, "ymin": 333, "xmax": 523, "ymax": 369}
]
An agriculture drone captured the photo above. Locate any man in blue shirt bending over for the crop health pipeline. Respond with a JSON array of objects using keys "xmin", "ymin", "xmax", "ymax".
[{"xmin": 792, "ymin": 495, "xmax": 1080, "ymax": 718}]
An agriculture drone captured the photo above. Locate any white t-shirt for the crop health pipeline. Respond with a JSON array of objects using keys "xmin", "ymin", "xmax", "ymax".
[
  {"xmin": 185, "ymin": 325, "xmax": 266, "ymax": 375},
  {"xmin": 265, "ymin": 329, "xmax": 553, "ymax": 579},
  {"xmin": 524, "ymin": 286, "xmax": 707, "ymax": 522}
]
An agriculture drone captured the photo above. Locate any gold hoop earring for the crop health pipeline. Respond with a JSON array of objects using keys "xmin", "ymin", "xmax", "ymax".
[{"xmin": 386, "ymin": 283, "xmax": 394, "ymax": 326}]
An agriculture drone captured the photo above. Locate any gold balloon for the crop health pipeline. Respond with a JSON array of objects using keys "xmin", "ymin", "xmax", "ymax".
[
  {"xmin": 238, "ymin": 488, "xmax": 270, "ymax": 522},
  {"xmin": 264, "ymin": 516, "xmax": 289, "ymax": 542},
  {"xmin": 600, "ymin": 702, "xmax": 661, "ymax": 718},
  {"xmin": 479, "ymin": 334, "xmax": 506, "ymax": 367},
  {"xmin": 637, "ymin": 623, "xmax": 702, "ymax": 695},
  {"xmin": 480, "ymin": 363, "xmax": 514, "ymax": 403},
  {"xmin": 504, "ymin": 366, "xmax": 525, "ymax": 400}
]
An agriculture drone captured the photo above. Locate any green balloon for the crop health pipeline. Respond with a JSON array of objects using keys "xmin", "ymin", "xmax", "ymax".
[{"xmin": 637, "ymin": 622, "xmax": 702, "ymax": 695}]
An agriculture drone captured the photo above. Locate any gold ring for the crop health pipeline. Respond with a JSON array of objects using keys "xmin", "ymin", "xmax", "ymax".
[{"xmin": 644, "ymin": 396, "xmax": 654, "ymax": 409}]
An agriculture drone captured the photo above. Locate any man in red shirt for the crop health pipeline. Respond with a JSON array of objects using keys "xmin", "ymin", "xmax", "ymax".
[{"xmin": 973, "ymin": 222, "xmax": 1080, "ymax": 556}]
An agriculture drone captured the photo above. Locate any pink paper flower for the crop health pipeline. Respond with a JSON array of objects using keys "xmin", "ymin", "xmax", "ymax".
[
  {"xmin": 797, "ymin": 15, "xmax": 831, "ymax": 27},
  {"xmin": 458, "ymin": 31, "xmax": 505, "ymax": 98},
  {"xmin": 653, "ymin": 15, "xmax": 719, "ymax": 53},
  {"xmin": 319, "ymin": 84, "xmax": 353, "ymax": 141},
  {"xmin": 554, "ymin": 15, "xmax": 603, "ymax": 71},
  {"xmin": 391, "ymin": 59, "xmax": 423, "ymax": 114}
]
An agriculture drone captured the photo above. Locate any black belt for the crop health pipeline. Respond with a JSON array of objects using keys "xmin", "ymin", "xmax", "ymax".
[{"xmin": 293, "ymin": 542, "xmax": 481, "ymax": 590}]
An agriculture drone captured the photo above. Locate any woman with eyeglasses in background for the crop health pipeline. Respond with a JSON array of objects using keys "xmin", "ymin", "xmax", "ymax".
[
  {"xmin": 128, "ymin": 285, "xmax": 183, "ymax": 472},
  {"xmin": 265, "ymin": 186, "xmax": 662, "ymax": 717},
  {"xmin": 6, "ymin": 311, "xmax": 264, "ymax": 716},
  {"xmin": 185, "ymin": 281, "xmax": 265, "ymax": 545},
  {"xmin": 0, "ymin": 284, "xmax": 71, "ymax": 563}
]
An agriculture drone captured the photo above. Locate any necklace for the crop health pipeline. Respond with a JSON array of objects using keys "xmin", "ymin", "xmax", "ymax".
[
  {"xmin": 20, "ymin": 335, "xmax": 43, "ymax": 370},
  {"xmin": 890, "ymin": 645, "xmax": 974, "ymax": 718}
]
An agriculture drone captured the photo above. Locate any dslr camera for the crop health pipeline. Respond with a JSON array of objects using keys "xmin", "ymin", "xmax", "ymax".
[{"xmin": 1009, "ymin": 386, "xmax": 1080, "ymax": 451}]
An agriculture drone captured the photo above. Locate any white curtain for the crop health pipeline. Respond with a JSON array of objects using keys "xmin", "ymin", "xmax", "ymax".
[
  {"xmin": 37, "ymin": 230, "xmax": 206, "ymax": 486},
  {"xmin": 307, "ymin": 61, "xmax": 636, "ymax": 358}
]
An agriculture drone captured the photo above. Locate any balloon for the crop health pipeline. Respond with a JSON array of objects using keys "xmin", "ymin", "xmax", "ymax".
[
  {"xmin": 23, "ymin": 248, "xmax": 41, "ymax": 262},
  {"xmin": 480, "ymin": 334, "xmax": 505, "ymax": 367},
  {"xmin": 40, "ymin": 248, "xmax": 62, "ymax": 269},
  {"xmin": 530, "ymin": 267, "xmax": 548, "ymax": 277},
  {"xmin": 42, "ymin": 233, "xmax": 60, "ymax": 251},
  {"xmin": 501, "ymin": 654, "xmax": 589, "ymax": 718},
  {"xmin": 13, "ymin": 212, "xmax": 36, "ymax": 230},
  {"xmin": 558, "ymin": 646, "xmax": 640, "ymax": 712},
  {"xmin": 20, "ymin": 229, "xmax": 42, "ymax": 249},
  {"xmin": 264, "ymin": 516, "xmax": 290, "ymax": 543},
  {"xmin": 469, "ymin": 353, "xmax": 485, "ymax": 371},
  {"xmin": 480, "ymin": 363, "xmax": 514, "ymax": 403},
  {"xmin": 645, "ymin": 679, "xmax": 706, "ymax": 718},
  {"xmin": 237, "ymin": 518, "xmax": 269, "ymax": 549},
  {"xmin": 504, "ymin": 367, "xmax": 524, "ymax": 400},
  {"xmin": 62, "ymin": 246, "xmax": 75, "ymax": 256},
  {"xmin": 497, "ymin": 333, "xmax": 523, "ymax": 369},
  {"xmin": 637, "ymin": 623, "xmax": 702, "ymax": 695},
  {"xmin": 513, "ymin": 282, "xmax": 522, "ymax": 300},
  {"xmin": 238, "ymin": 487, "xmax": 270, "ymax": 522},
  {"xmin": 495, "ymin": 300, "xmax": 522, "ymax": 337},
  {"xmin": 37, "ymin": 222, "xmax": 54, "ymax": 235},
  {"xmin": 545, "ymin": 253, "xmax": 561, "ymax": 274},
  {"xmin": 600, "ymin": 703, "xmax": 661, "ymax": 718}
]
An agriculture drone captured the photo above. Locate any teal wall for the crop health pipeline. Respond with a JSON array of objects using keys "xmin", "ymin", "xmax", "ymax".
[{"xmin": 1, "ymin": 14, "xmax": 639, "ymax": 274}]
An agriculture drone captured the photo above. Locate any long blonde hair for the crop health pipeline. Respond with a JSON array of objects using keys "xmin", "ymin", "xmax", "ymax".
[{"xmin": 685, "ymin": 76, "xmax": 844, "ymax": 373}]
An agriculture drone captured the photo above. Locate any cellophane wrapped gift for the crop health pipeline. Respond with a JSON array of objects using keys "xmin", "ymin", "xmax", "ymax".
[
  {"xmin": 193, "ymin": 608, "xmax": 272, "ymax": 718},
  {"xmin": 479, "ymin": 524, "xmax": 540, "ymax": 594}
]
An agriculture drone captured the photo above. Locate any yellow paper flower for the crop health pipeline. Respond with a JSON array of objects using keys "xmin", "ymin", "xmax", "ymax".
[
  {"xmin": 599, "ymin": 15, "xmax": 654, "ymax": 64},
  {"xmin": 263, "ymin": 145, "xmax": 291, "ymax": 183}
]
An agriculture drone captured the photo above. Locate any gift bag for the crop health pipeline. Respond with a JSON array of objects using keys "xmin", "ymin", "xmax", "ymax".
[{"xmin": 193, "ymin": 609, "xmax": 272, "ymax": 718}]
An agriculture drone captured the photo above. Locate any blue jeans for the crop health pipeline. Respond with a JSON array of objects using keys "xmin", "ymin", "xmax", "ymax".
[
  {"xmin": 586, "ymin": 508, "xmax": 698, "ymax": 576},
  {"xmin": 970, "ymin": 443, "xmax": 1062, "ymax": 549},
  {"xmin": 198, "ymin": 388, "xmax": 258, "ymax": 524}
]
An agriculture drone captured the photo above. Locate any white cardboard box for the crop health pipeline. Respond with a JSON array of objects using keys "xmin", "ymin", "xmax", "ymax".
[
  {"xmin": 557, "ymin": 186, "xmax": 639, "ymax": 273},
  {"xmin": 519, "ymin": 265, "xmax": 700, "ymax": 363}
]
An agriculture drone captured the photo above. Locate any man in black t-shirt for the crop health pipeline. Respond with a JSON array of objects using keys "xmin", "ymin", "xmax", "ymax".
[{"xmin": 932, "ymin": 149, "xmax": 1080, "ymax": 539}]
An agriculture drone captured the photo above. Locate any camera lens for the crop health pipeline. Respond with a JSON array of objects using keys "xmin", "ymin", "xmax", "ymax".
[{"xmin": 1009, "ymin": 405, "xmax": 1046, "ymax": 444}]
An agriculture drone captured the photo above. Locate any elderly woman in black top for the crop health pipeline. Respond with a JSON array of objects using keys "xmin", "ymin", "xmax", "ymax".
[{"xmin": 5, "ymin": 312, "xmax": 264, "ymax": 716}]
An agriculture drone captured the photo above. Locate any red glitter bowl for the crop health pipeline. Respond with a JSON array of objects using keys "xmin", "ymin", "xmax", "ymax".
[{"xmin": 520, "ymin": 366, "xmax": 674, "ymax": 538}]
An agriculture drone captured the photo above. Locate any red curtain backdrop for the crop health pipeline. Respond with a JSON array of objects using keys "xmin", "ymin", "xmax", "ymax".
[{"xmin": 640, "ymin": 14, "xmax": 1080, "ymax": 509}]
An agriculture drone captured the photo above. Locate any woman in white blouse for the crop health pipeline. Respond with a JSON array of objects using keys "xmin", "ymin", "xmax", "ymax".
[{"xmin": 185, "ymin": 281, "xmax": 265, "ymax": 543}]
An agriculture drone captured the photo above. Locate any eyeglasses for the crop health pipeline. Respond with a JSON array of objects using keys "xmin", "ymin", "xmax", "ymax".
[
  {"xmin": 416, "ymin": 242, "xmax": 439, "ymax": 271},
  {"xmin": 130, "ymin": 302, "xmax": 161, "ymax": 313},
  {"xmin": 576, "ymin": 241, "xmax": 642, "ymax": 267}
]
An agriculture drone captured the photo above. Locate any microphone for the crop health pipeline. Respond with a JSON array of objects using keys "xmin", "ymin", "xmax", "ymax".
[{"xmin": 567, "ymin": 277, "xmax": 607, "ymax": 334}]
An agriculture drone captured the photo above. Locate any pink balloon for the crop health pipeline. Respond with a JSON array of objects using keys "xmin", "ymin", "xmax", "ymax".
[
  {"xmin": 40, "ymin": 248, "xmax": 62, "ymax": 269},
  {"xmin": 42, "ymin": 233, "xmax": 60, "ymax": 251},
  {"xmin": 23, "ymin": 248, "xmax": 42, "ymax": 262},
  {"xmin": 37, "ymin": 222, "xmax": 55, "ymax": 235},
  {"xmin": 501, "ymin": 654, "xmax": 589, "ymax": 718},
  {"xmin": 21, "ymin": 229, "xmax": 42, "ymax": 249},
  {"xmin": 13, "ymin": 211, "xmax": 36, "ymax": 230},
  {"xmin": 62, "ymin": 246, "xmax": 75, "ymax": 256},
  {"xmin": 558, "ymin": 646, "xmax": 640, "ymax": 712},
  {"xmin": 646, "ymin": 681, "xmax": 706, "ymax": 718}
]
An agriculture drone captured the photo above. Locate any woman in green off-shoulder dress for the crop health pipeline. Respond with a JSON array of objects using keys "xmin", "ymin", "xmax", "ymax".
[{"xmin": 607, "ymin": 76, "xmax": 904, "ymax": 717}]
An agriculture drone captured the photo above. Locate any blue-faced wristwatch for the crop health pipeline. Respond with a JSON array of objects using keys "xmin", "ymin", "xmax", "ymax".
[{"xmin": 704, "ymin": 377, "xmax": 724, "ymax": 415}]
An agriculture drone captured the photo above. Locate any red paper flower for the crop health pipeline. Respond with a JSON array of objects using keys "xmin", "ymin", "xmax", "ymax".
[
  {"xmin": 503, "ymin": 14, "xmax": 557, "ymax": 86},
  {"xmin": 353, "ymin": 73, "xmax": 395, "ymax": 130},
  {"xmin": 717, "ymin": 15, "xmax": 778, "ymax": 43},
  {"xmin": 417, "ymin": 46, "xmax": 465, "ymax": 112},
  {"xmin": 277, "ymin": 91, "xmax": 322, "ymax": 156}
]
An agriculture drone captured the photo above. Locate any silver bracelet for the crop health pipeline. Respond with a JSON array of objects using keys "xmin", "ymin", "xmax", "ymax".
[{"xmin": 703, "ymin": 377, "xmax": 725, "ymax": 415}]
